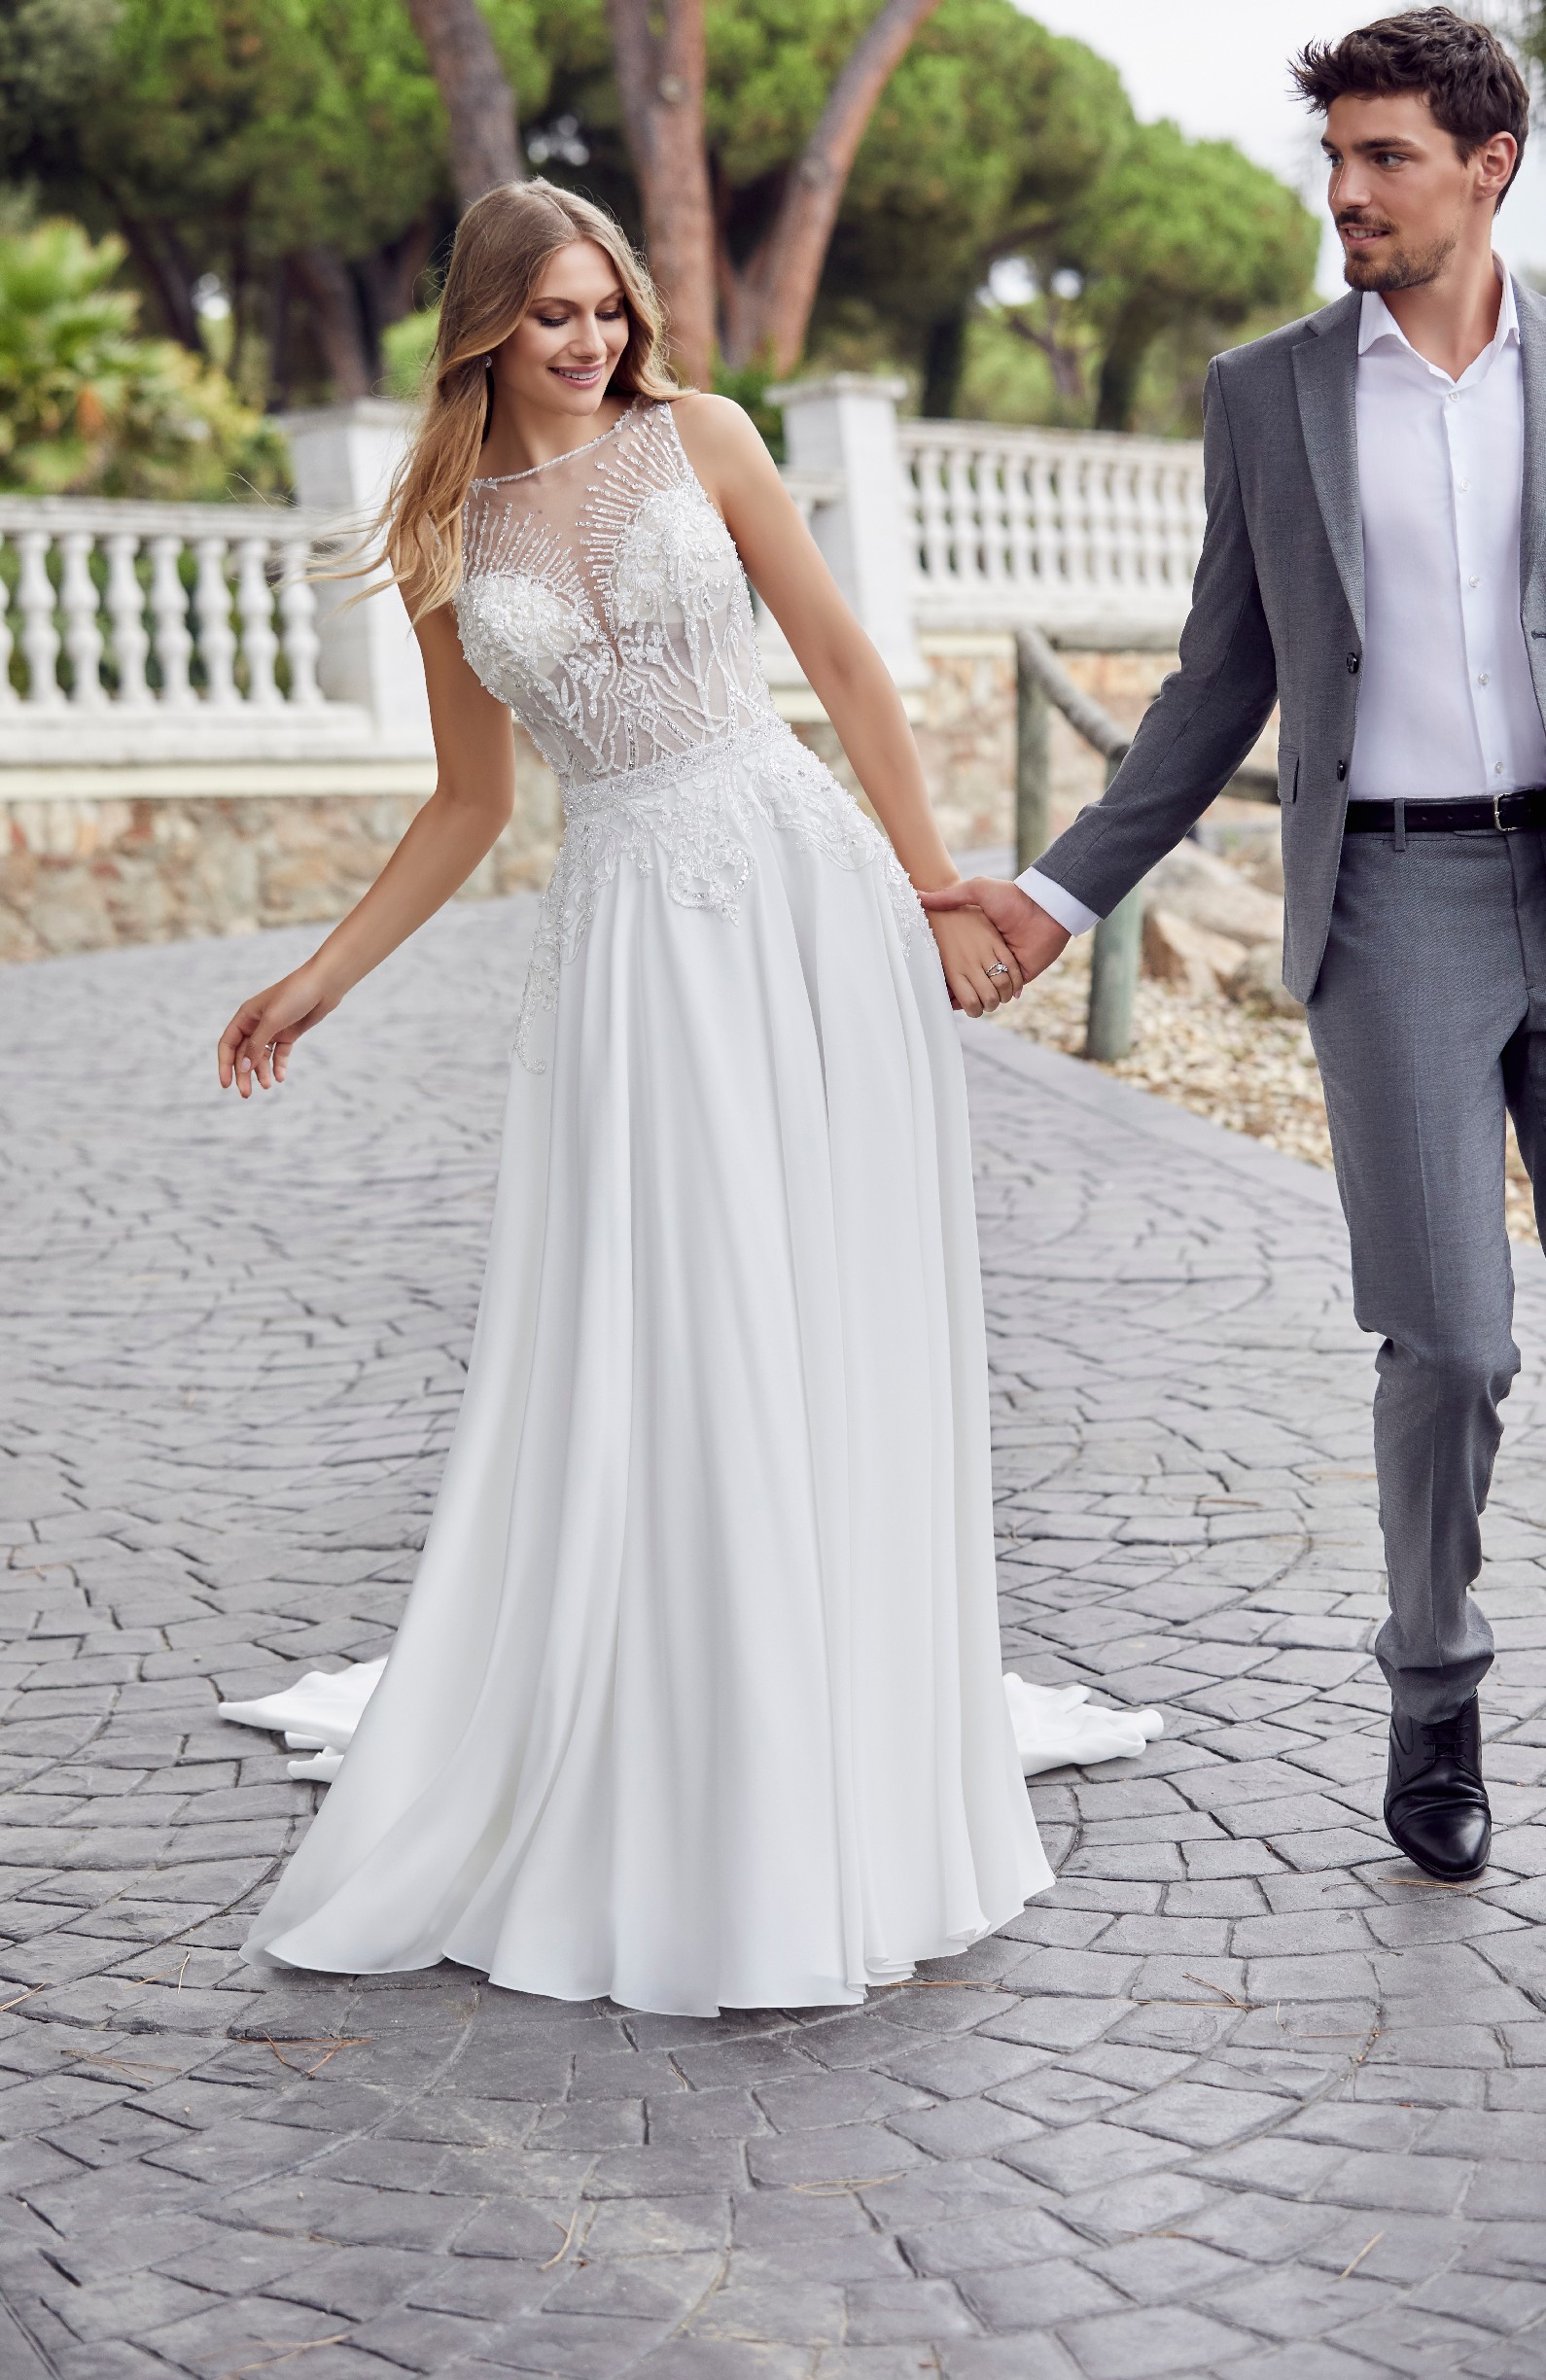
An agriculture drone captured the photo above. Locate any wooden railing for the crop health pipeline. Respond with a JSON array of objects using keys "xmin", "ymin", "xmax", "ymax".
[{"xmin": 1012, "ymin": 623, "xmax": 1276, "ymax": 1061}]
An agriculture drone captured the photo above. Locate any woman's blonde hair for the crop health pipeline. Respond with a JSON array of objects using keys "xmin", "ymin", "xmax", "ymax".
[{"xmin": 374, "ymin": 178, "xmax": 683, "ymax": 621}]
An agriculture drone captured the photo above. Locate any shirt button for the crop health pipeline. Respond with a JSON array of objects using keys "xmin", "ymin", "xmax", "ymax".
[
  {"xmin": 1479, "ymin": 672, "xmax": 1491, "ymax": 685},
  {"xmin": 1347, "ymin": 651, "xmax": 1361, "ymax": 674},
  {"xmin": 1495, "ymin": 762, "xmax": 1505, "ymax": 775},
  {"xmin": 1337, "ymin": 759, "xmax": 1348, "ymax": 781},
  {"xmin": 1458, "ymin": 477, "xmax": 1470, "ymax": 492},
  {"xmin": 1469, "ymin": 576, "xmax": 1481, "ymax": 588},
  {"xmin": 1448, "ymin": 390, "xmax": 1460, "ymax": 402}
]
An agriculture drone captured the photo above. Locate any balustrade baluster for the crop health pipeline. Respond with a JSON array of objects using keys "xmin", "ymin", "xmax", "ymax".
[
  {"xmin": 105, "ymin": 532, "xmax": 150, "ymax": 703},
  {"xmin": 1095, "ymin": 457, "xmax": 1121, "ymax": 590},
  {"xmin": 1061, "ymin": 454, "xmax": 1088, "ymax": 597},
  {"xmin": 17, "ymin": 530, "xmax": 61, "ymax": 705},
  {"xmin": 946, "ymin": 449, "xmax": 978, "ymax": 584},
  {"xmin": 1004, "ymin": 455, "xmax": 1035, "ymax": 589},
  {"xmin": 978, "ymin": 447, "xmax": 1009, "ymax": 584},
  {"xmin": 235, "ymin": 537, "xmax": 280, "ymax": 706},
  {"xmin": 149, "ymin": 536, "xmax": 193, "ymax": 705},
  {"xmin": 1086, "ymin": 457, "xmax": 1111, "ymax": 589},
  {"xmin": 1178, "ymin": 460, "xmax": 1207, "ymax": 584},
  {"xmin": 193, "ymin": 537, "xmax": 236, "ymax": 705},
  {"xmin": 1029, "ymin": 455, "xmax": 1058, "ymax": 597},
  {"xmin": 1124, "ymin": 461, "xmax": 1150, "ymax": 591},
  {"xmin": 59, "ymin": 530, "xmax": 106, "ymax": 704},
  {"xmin": 278, "ymin": 542, "xmax": 322, "ymax": 704},
  {"xmin": 913, "ymin": 445, "xmax": 951, "ymax": 585}
]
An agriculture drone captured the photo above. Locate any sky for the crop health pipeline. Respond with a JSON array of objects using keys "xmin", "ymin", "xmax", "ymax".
[{"xmin": 1020, "ymin": 1, "xmax": 1546, "ymax": 293}]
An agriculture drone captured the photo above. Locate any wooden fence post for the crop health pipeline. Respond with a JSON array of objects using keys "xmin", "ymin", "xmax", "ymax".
[
  {"xmin": 1083, "ymin": 756, "xmax": 1143, "ymax": 1062},
  {"xmin": 1014, "ymin": 632, "xmax": 1051, "ymax": 873}
]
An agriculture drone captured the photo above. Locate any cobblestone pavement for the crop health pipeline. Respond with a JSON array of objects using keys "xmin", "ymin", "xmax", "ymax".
[{"xmin": 2, "ymin": 895, "xmax": 1545, "ymax": 2380}]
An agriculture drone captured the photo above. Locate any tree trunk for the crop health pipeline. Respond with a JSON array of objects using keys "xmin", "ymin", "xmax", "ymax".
[
  {"xmin": 1095, "ymin": 316, "xmax": 1149, "ymax": 433},
  {"xmin": 606, "ymin": 0, "xmax": 717, "ymax": 385},
  {"xmin": 105, "ymin": 196, "xmax": 203, "ymax": 354},
  {"xmin": 1002, "ymin": 309, "xmax": 1086, "ymax": 404},
  {"xmin": 724, "ymin": 0, "xmax": 943, "ymax": 372},
  {"xmin": 921, "ymin": 306, "xmax": 967, "ymax": 418},
  {"xmin": 355, "ymin": 222, "xmax": 439, "ymax": 348},
  {"xmin": 289, "ymin": 244, "xmax": 375, "ymax": 402},
  {"xmin": 406, "ymin": 0, "xmax": 522, "ymax": 211}
]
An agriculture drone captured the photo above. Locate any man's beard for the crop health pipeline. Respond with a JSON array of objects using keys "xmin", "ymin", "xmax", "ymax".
[{"xmin": 1340, "ymin": 219, "xmax": 1458, "ymax": 292}]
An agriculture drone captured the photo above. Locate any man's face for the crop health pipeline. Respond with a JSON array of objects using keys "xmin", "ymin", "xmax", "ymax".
[{"xmin": 1322, "ymin": 89, "xmax": 1510, "ymax": 293}]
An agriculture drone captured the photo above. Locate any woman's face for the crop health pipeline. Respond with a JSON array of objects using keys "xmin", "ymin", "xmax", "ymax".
[{"xmin": 490, "ymin": 239, "xmax": 631, "ymax": 420}]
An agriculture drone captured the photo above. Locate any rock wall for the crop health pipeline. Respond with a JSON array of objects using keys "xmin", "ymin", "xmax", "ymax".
[{"xmin": 0, "ymin": 741, "xmax": 565, "ymax": 965}]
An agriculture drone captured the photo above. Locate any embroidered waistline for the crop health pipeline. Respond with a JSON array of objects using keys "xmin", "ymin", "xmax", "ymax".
[{"xmin": 559, "ymin": 716, "xmax": 795, "ymax": 821}]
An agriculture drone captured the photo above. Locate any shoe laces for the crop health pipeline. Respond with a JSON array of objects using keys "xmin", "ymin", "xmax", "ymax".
[{"xmin": 1427, "ymin": 1710, "xmax": 1466, "ymax": 1761}]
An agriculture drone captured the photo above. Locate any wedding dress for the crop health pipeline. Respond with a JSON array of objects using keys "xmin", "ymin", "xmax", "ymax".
[{"xmin": 232, "ymin": 399, "xmax": 1160, "ymax": 2017}]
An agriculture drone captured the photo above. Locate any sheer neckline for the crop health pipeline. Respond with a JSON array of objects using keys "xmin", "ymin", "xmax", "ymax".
[{"xmin": 470, "ymin": 397, "xmax": 645, "ymax": 489}]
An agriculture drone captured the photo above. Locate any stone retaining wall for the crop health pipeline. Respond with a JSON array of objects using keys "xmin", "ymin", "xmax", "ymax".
[{"xmin": 0, "ymin": 640, "xmax": 1182, "ymax": 964}]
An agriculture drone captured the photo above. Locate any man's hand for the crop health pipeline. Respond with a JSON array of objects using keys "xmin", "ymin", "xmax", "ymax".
[{"xmin": 921, "ymin": 878, "xmax": 1071, "ymax": 983}]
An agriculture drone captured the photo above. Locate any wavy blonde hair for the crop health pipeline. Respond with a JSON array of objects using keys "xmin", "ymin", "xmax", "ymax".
[{"xmin": 374, "ymin": 179, "xmax": 683, "ymax": 621}]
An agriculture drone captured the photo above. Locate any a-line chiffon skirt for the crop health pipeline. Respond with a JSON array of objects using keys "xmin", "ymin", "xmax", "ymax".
[{"xmin": 237, "ymin": 791, "xmax": 1053, "ymax": 2016}]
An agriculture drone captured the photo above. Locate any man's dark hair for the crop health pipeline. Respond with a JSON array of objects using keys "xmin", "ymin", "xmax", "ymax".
[{"xmin": 1291, "ymin": 8, "xmax": 1529, "ymax": 202}]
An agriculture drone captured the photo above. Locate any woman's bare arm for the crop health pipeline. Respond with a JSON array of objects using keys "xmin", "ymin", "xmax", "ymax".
[
  {"xmin": 217, "ymin": 607, "xmax": 516, "ymax": 1095},
  {"xmin": 672, "ymin": 393, "xmax": 1023, "ymax": 1014}
]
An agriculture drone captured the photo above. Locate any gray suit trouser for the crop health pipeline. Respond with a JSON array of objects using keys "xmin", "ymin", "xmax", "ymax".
[{"xmin": 1306, "ymin": 823, "xmax": 1546, "ymax": 1724}]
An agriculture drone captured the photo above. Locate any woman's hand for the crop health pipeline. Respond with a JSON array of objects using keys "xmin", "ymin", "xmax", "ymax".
[
  {"xmin": 217, "ymin": 959, "xmax": 339, "ymax": 1097},
  {"xmin": 928, "ymin": 905, "xmax": 1025, "ymax": 1016}
]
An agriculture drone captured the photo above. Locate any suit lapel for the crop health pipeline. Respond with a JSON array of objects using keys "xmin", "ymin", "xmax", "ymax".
[
  {"xmin": 1516, "ymin": 277, "xmax": 1546, "ymax": 612},
  {"xmin": 1291, "ymin": 293, "xmax": 1364, "ymax": 639}
]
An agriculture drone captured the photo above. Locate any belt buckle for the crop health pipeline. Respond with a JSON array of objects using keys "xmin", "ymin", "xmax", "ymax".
[{"xmin": 1494, "ymin": 789, "xmax": 1518, "ymax": 831}]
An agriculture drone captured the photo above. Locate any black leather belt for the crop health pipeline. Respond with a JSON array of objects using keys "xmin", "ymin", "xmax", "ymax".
[{"xmin": 1345, "ymin": 787, "xmax": 1546, "ymax": 833}]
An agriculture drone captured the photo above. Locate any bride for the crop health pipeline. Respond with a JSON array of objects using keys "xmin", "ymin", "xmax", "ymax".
[{"xmin": 217, "ymin": 179, "xmax": 1061, "ymax": 2018}]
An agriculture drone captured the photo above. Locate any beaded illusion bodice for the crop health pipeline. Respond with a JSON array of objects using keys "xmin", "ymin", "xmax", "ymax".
[
  {"xmin": 453, "ymin": 396, "xmax": 919, "ymax": 1072},
  {"xmin": 454, "ymin": 398, "xmax": 773, "ymax": 784}
]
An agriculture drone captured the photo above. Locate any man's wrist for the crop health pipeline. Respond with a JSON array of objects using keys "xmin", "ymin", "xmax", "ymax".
[{"xmin": 1014, "ymin": 865, "xmax": 1101, "ymax": 938}]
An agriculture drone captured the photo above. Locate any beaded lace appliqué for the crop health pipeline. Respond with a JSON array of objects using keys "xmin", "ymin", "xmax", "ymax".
[{"xmin": 453, "ymin": 402, "xmax": 921, "ymax": 1068}]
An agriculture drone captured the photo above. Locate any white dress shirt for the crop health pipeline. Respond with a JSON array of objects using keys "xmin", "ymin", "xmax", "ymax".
[{"xmin": 1018, "ymin": 261, "xmax": 1546, "ymax": 933}]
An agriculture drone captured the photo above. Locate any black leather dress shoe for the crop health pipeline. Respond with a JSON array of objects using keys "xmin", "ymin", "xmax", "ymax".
[{"xmin": 1385, "ymin": 1697, "xmax": 1491, "ymax": 1881}]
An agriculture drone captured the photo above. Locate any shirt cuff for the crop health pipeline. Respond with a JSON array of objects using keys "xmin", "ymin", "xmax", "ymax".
[{"xmin": 1015, "ymin": 866, "xmax": 1102, "ymax": 937}]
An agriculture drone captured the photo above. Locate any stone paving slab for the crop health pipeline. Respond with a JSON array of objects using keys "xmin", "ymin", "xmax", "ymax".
[{"xmin": 0, "ymin": 893, "xmax": 1543, "ymax": 2378}]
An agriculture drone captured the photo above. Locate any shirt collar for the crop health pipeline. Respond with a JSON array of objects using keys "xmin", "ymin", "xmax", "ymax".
[{"xmin": 1357, "ymin": 260, "xmax": 1518, "ymax": 369}]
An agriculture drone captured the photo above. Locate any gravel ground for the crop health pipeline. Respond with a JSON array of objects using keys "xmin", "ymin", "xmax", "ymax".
[{"xmin": 997, "ymin": 936, "xmax": 1543, "ymax": 1246}]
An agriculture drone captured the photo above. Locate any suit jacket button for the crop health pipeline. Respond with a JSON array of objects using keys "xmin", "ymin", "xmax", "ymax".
[
  {"xmin": 1347, "ymin": 651, "xmax": 1361, "ymax": 673},
  {"xmin": 1336, "ymin": 759, "xmax": 1348, "ymax": 780}
]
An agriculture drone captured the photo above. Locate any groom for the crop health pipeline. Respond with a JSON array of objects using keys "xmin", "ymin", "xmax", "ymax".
[{"xmin": 931, "ymin": 9, "xmax": 1538, "ymax": 1882}]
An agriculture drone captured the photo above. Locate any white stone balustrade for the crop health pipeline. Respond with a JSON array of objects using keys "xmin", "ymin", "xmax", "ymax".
[
  {"xmin": 898, "ymin": 419, "xmax": 1205, "ymax": 640},
  {"xmin": 0, "ymin": 496, "xmax": 376, "ymax": 764},
  {"xmin": 1, "ymin": 390, "xmax": 1208, "ymax": 788}
]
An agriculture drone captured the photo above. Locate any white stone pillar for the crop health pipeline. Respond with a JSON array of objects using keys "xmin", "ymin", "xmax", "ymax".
[
  {"xmin": 766, "ymin": 373, "xmax": 925, "ymax": 687},
  {"xmin": 279, "ymin": 400, "xmax": 436, "ymax": 755}
]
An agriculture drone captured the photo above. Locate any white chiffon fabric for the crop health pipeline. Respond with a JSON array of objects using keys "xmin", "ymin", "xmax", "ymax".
[
  {"xmin": 225, "ymin": 1663, "xmax": 1164, "ymax": 1788},
  {"xmin": 231, "ymin": 400, "xmax": 1158, "ymax": 2017}
]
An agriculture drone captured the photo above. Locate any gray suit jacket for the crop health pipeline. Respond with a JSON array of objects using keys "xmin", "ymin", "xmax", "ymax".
[{"xmin": 1032, "ymin": 275, "xmax": 1546, "ymax": 1002}]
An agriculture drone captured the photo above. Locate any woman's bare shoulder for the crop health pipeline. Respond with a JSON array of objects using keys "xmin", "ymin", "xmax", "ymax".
[{"xmin": 669, "ymin": 391, "xmax": 769, "ymax": 462}]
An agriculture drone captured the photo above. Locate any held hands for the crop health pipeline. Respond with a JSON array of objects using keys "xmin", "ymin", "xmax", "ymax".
[
  {"xmin": 217, "ymin": 960, "xmax": 339, "ymax": 1097},
  {"xmin": 923, "ymin": 878, "xmax": 1071, "ymax": 991},
  {"xmin": 926, "ymin": 904, "xmax": 1025, "ymax": 1016}
]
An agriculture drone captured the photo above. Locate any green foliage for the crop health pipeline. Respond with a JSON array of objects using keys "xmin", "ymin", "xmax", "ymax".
[
  {"xmin": 1062, "ymin": 122, "xmax": 1318, "ymax": 429},
  {"xmin": 381, "ymin": 301, "xmax": 440, "ymax": 401},
  {"xmin": 0, "ymin": 0, "xmax": 1318, "ymax": 429},
  {"xmin": 710, "ymin": 359, "xmax": 786, "ymax": 460},
  {"xmin": 0, "ymin": 215, "xmax": 289, "ymax": 496},
  {"xmin": 824, "ymin": 6, "xmax": 1130, "ymax": 352},
  {"xmin": 1, "ymin": 0, "xmax": 547, "ymax": 398}
]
